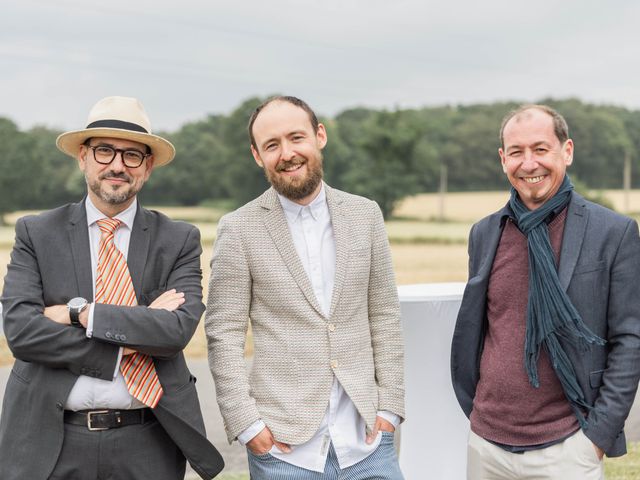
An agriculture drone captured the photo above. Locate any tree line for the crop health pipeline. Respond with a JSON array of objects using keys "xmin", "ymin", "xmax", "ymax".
[{"xmin": 2, "ymin": 97, "xmax": 640, "ymax": 220}]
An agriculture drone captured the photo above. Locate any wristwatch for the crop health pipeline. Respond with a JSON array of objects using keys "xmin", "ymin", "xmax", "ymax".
[{"xmin": 67, "ymin": 297, "xmax": 88, "ymax": 328}]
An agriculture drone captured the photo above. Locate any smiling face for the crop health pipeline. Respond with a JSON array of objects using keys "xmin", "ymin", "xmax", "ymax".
[
  {"xmin": 78, "ymin": 136, "xmax": 154, "ymax": 216},
  {"xmin": 499, "ymin": 108, "xmax": 573, "ymax": 210},
  {"xmin": 250, "ymin": 100, "xmax": 327, "ymax": 205}
]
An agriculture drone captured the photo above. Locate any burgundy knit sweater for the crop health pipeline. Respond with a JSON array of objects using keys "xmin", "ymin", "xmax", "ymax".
[{"xmin": 470, "ymin": 209, "xmax": 579, "ymax": 446}]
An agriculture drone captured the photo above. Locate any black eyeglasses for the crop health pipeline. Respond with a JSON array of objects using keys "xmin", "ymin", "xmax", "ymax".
[{"xmin": 87, "ymin": 145, "xmax": 150, "ymax": 168}]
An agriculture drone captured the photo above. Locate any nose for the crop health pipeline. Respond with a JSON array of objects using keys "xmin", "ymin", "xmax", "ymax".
[
  {"xmin": 280, "ymin": 141, "xmax": 296, "ymax": 161},
  {"xmin": 109, "ymin": 151, "xmax": 127, "ymax": 172},
  {"xmin": 520, "ymin": 149, "xmax": 539, "ymax": 171}
]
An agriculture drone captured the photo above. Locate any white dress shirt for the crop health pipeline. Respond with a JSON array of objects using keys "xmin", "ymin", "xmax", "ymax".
[
  {"xmin": 65, "ymin": 196, "xmax": 145, "ymax": 410},
  {"xmin": 238, "ymin": 183, "xmax": 399, "ymax": 472}
]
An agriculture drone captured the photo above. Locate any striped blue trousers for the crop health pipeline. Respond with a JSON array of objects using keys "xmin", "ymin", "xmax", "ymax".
[{"xmin": 247, "ymin": 431, "xmax": 404, "ymax": 479}]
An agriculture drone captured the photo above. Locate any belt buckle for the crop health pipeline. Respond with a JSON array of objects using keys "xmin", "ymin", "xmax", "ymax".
[{"xmin": 87, "ymin": 410, "xmax": 110, "ymax": 431}]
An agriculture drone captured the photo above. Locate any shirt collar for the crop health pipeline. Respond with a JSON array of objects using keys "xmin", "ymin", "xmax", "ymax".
[
  {"xmin": 277, "ymin": 182, "xmax": 327, "ymax": 223},
  {"xmin": 85, "ymin": 196, "xmax": 137, "ymax": 231}
]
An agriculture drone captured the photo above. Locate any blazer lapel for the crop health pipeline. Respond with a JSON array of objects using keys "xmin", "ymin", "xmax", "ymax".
[
  {"xmin": 558, "ymin": 192, "xmax": 588, "ymax": 291},
  {"xmin": 67, "ymin": 200, "xmax": 94, "ymax": 301},
  {"xmin": 326, "ymin": 186, "xmax": 347, "ymax": 318},
  {"xmin": 260, "ymin": 188, "xmax": 325, "ymax": 317},
  {"xmin": 475, "ymin": 207, "xmax": 508, "ymax": 281},
  {"xmin": 128, "ymin": 202, "xmax": 150, "ymax": 300}
]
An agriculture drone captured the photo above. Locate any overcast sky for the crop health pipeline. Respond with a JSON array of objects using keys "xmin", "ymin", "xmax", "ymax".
[{"xmin": 1, "ymin": 0, "xmax": 638, "ymax": 132}]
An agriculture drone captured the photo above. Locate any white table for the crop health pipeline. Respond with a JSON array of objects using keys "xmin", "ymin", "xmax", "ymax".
[{"xmin": 398, "ymin": 283, "xmax": 469, "ymax": 479}]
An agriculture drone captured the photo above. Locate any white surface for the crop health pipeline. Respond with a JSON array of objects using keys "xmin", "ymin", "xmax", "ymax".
[{"xmin": 398, "ymin": 283, "xmax": 469, "ymax": 480}]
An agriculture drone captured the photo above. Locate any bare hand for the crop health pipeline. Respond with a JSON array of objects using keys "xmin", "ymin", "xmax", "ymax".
[
  {"xmin": 123, "ymin": 347, "xmax": 137, "ymax": 355},
  {"xmin": 247, "ymin": 426, "xmax": 291, "ymax": 455},
  {"xmin": 43, "ymin": 305, "xmax": 70, "ymax": 325},
  {"xmin": 148, "ymin": 289, "xmax": 185, "ymax": 311},
  {"xmin": 366, "ymin": 416, "xmax": 395, "ymax": 444},
  {"xmin": 593, "ymin": 442, "xmax": 605, "ymax": 461}
]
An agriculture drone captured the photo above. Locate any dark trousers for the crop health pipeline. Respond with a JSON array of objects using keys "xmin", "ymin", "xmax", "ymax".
[{"xmin": 48, "ymin": 417, "xmax": 186, "ymax": 480}]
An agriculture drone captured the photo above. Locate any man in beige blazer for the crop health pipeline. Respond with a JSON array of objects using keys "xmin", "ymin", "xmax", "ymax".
[{"xmin": 206, "ymin": 96, "xmax": 405, "ymax": 479}]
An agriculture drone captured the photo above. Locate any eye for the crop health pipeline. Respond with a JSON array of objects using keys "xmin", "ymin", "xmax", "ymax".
[
  {"xmin": 292, "ymin": 135, "xmax": 304, "ymax": 141},
  {"xmin": 95, "ymin": 146, "xmax": 114, "ymax": 155},
  {"xmin": 535, "ymin": 147, "xmax": 548, "ymax": 154},
  {"xmin": 508, "ymin": 150, "xmax": 522, "ymax": 157},
  {"xmin": 123, "ymin": 150, "xmax": 144, "ymax": 161},
  {"xmin": 264, "ymin": 143, "xmax": 277, "ymax": 151}
]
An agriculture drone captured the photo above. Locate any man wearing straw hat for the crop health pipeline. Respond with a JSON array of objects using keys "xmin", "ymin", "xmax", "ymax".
[
  {"xmin": 451, "ymin": 104, "xmax": 640, "ymax": 479},
  {"xmin": 0, "ymin": 96, "xmax": 224, "ymax": 479}
]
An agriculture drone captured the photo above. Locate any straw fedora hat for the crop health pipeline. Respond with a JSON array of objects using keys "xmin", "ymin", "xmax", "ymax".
[{"xmin": 56, "ymin": 96, "xmax": 176, "ymax": 166}]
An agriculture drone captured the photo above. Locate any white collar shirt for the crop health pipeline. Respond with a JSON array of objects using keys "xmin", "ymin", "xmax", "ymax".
[
  {"xmin": 251, "ymin": 183, "xmax": 382, "ymax": 471},
  {"xmin": 65, "ymin": 196, "xmax": 145, "ymax": 410}
]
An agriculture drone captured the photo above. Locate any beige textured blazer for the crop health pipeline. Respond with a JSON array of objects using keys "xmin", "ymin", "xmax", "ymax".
[{"xmin": 206, "ymin": 185, "xmax": 405, "ymax": 445}]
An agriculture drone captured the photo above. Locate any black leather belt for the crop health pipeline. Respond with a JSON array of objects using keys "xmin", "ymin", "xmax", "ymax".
[{"xmin": 64, "ymin": 408, "xmax": 154, "ymax": 431}]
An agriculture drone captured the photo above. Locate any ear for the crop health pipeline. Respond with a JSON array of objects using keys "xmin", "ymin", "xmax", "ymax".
[
  {"xmin": 77, "ymin": 145, "xmax": 88, "ymax": 172},
  {"xmin": 316, "ymin": 123, "xmax": 328, "ymax": 149},
  {"xmin": 144, "ymin": 156, "xmax": 155, "ymax": 180},
  {"xmin": 498, "ymin": 148, "xmax": 508, "ymax": 174},
  {"xmin": 563, "ymin": 139, "xmax": 574, "ymax": 167},
  {"xmin": 251, "ymin": 145, "xmax": 263, "ymax": 168}
]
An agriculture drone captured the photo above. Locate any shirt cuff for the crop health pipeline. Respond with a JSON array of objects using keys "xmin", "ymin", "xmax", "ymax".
[
  {"xmin": 237, "ymin": 419, "xmax": 266, "ymax": 445},
  {"xmin": 377, "ymin": 410, "xmax": 401, "ymax": 428},
  {"xmin": 85, "ymin": 303, "xmax": 95, "ymax": 338}
]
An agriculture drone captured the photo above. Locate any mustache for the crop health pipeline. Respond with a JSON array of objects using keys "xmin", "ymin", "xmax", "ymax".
[
  {"xmin": 276, "ymin": 159, "xmax": 305, "ymax": 172},
  {"xmin": 100, "ymin": 172, "xmax": 132, "ymax": 183}
]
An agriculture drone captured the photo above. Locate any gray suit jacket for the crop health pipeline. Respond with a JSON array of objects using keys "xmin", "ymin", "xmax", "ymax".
[
  {"xmin": 206, "ymin": 185, "xmax": 405, "ymax": 444},
  {"xmin": 0, "ymin": 200, "xmax": 224, "ymax": 479},
  {"xmin": 451, "ymin": 192, "xmax": 640, "ymax": 457}
]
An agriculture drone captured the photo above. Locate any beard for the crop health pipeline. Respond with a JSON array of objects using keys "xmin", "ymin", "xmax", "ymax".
[
  {"xmin": 264, "ymin": 155, "xmax": 324, "ymax": 201},
  {"xmin": 86, "ymin": 171, "xmax": 140, "ymax": 205}
]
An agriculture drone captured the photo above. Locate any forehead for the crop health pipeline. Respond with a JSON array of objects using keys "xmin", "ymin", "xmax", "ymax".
[
  {"xmin": 88, "ymin": 136, "xmax": 149, "ymax": 151},
  {"xmin": 252, "ymin": 101, "xmax": 313, "ymax": 140},
  {"xmin": 502, "ymin": 109, "xmax": 557, "ymax": 146}
]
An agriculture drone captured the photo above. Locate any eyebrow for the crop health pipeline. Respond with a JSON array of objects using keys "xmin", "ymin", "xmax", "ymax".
[
  {"xmin": 506, "ymin": 141, "xmax": 551, "ymax": 152},
  {"xmin": 259, "ymin": 129, "xmax": 307, "ymax": 150}
]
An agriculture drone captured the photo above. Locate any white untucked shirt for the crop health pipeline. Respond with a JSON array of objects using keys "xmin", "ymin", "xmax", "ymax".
[{"xmin": 238, "ymin": 183, "xmax": 399, "ymax": 472}]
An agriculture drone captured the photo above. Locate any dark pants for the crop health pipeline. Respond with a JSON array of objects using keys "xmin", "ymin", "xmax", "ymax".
[{"xmin": 48, "ymin": 417, "xmax": 186, "ymax": 480}]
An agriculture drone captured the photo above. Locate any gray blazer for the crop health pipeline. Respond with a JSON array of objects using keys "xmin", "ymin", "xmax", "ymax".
[
  {"xmin": 206, "ymin": 185, "xmax": 405, "ymax": 444},
  {"xmin": 451, "ymin": 192, "xmax": 640, "ymax": 457},
  {"xmin": 0, "ymin": 200, "xmax": 224, "ymax": 479}
]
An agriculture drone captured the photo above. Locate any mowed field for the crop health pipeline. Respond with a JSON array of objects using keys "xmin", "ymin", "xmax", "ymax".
[{"xmin": 2, "ymin": 188, "xmax": 640, "ymax": 364}]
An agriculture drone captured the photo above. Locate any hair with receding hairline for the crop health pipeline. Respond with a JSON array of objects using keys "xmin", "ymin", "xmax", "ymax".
[
  {"xmin": 247, "ymin": 96, "xmax": 319, "ymax": 149},
  {"xmin": 499, "ymin": 104, "xmax": 569, "ymax": 149}
]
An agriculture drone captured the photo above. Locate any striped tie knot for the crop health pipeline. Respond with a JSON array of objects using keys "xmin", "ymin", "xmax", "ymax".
[{"xmin": 97, "ymin": 217, "xmax": 122, "ymax": 236}]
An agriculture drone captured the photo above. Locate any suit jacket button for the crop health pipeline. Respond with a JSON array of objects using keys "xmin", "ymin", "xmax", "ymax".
[
  {"xmin": 328, "ymin": 323, "xmax": 336, "ymax": 332},
  {"xmin": 330, "ymin": 360, "xmax": 338, "ymax": 369},
  {"xmin": 120, "ymin": 335, "xmax": 127, "ymax": 341},
  {"xmin": 56, "ymin": 402, "xmax": 64, "ymax": 410},
  {"xmin": 106, "ymin": 332, "xmax": 112, "ymax": 339}
]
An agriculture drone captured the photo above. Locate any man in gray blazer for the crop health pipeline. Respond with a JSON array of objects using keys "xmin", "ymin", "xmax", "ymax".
[
  {"xmin": 0, "ymin": 96, "xmax": 223, "ymax": 479},
  {"xmin": 206, "ymin": 96, "xmax": 405, "ymax": 479},
  {"xmin": 451, "ymin": 104, "xmax": 640, "ymax": 479}
]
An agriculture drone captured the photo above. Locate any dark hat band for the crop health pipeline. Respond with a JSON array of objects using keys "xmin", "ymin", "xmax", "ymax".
[{"xmin": 86, "ymin": 119, "xmax": 149, "ymax": 133}]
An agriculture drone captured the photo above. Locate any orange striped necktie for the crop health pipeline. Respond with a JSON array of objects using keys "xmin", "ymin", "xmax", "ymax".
[{"xmin": 96, "ymin": 218, "xmax": 163, "ymax": 408}]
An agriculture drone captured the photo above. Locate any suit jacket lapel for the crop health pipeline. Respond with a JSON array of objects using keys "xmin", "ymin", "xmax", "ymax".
[
  {"xmin": 260, "ymin": 188, "xmax": 325, "ymax": 317},
  {"xmin": 128, "ymin": 202, "xmax": 150, "ymax": 300},
  {"xmin": 68, "ymin": 200, "xmax": 94, "ymax": 301},
  {"xmin": 326, "ymin": 186, "xmax": 347, "ymax": 318},
  {"xmin": 558, "ymin": 192, "xmax": 588, "ymax": 291},
  {"xmin": 475, "ymin": 207, "xmax": 508, "ymax": 281}
]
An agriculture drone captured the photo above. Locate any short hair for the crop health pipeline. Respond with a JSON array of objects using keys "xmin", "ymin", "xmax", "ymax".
[
  {"xmin": 248, "ymin": 96, "xmax": 319, "ymax": 149},
  {"xmin": 499, "ymin": 104, "xmax": 569, "ymax": 149}
]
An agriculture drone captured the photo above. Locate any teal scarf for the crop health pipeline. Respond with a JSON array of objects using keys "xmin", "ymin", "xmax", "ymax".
[{"xmin": 509, "ymin": 175, "xmax": 605, "ymax": 427}]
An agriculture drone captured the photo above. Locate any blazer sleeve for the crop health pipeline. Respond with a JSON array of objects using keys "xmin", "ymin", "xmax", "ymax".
[
  {"xmin": 367, "ymin": 202, "xmax": 406, "ymax": 420},
  {"xmin": 90, "ymin": 225, "xmax": 205, "ymax": 359},
  {"xmin": 2, "ymin": 217, "xmax": 119, "ymax": 381},
  {"xmin": 584, "ymin": 218, "xmax": 640, "ymax": 453},
  {"xmin": 205, "ymin": 215, "xmax": 261, "ymax": 443}
]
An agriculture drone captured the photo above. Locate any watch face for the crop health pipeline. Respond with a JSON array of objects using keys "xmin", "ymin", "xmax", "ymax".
[{"xmin": 68, "ymin": 297, "xmax": 87, "ymax": 310}]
